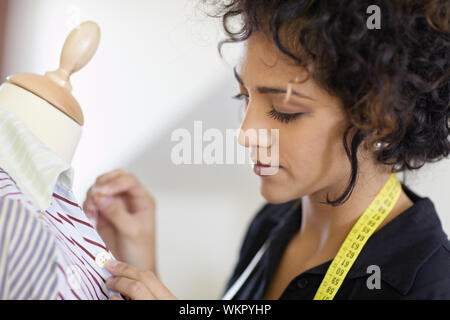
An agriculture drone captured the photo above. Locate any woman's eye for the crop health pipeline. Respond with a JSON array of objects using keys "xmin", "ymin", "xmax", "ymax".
[
  {"xmin": 232, "ymin": 93, "xmax": 249, "ymax": 113},
  {"xmin": 232, "ymin": 94, "xmax": 303, "ymax": 124},
  {"xmin": 266, "ymin": 107, "xmax": 303, "ymax": 124},
  {"xmin": 232, "ymin": 93, "xmax": 249, "ymax": 102}
]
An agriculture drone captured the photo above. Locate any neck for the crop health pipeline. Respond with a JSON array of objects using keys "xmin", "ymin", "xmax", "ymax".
[
  {"xmin": 0, "ymin": 82, "xmax": 81, "ymax": 163},
  {"xmin": 300, "ymin": 164, "xmax": 413, "ymax": 254}
]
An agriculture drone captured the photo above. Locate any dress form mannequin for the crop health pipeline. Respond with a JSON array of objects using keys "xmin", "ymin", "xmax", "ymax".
[
  {"xmin": 0, "ymin": 21, "xmax": 119, "ymax": 300},
  {"xmin": 0, "ymin": 21, "xmax": 100, "ymax": 164}
]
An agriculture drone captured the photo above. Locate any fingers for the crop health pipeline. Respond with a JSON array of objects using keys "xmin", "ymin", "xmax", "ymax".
[
  {"xmin": 95, "ymin": 172, "xmax": 154, "ymax": 213},
  {"xmin": 140, "ymin": 270, "xmax": 177, "ymax": 300},
  {"xmin": 83, "ymin": 169, "xmax": 135, "ymax": 222},
  {"xmin": 106, "ymin": 276, "xmax": 155, "ymax": 300},
  {"xmin": 105, "ymin": 261, "xmax": 176, "ymax": 300},
  {"xmin": 92, "ymin": 195, "xmax": 133, "ymax": 235},
  {"xmin": 105, "ymin": 260, "xmax": 141, "ymax": 279},
  {"xmin": 86, "ymin": 168, "xmax": 155, "ymax": 212},
  {"xmin": 109, "ymin": 295, "xmax": 124, "ymax": 300},
  {"xmin": 94, "ymin": 171, "xmax": 138, "ymax": 196},
  {"xmin": 83, "ymin": 186, "xmax": 98, "ymax": 219},
  {"xmin": 96, "ymin": 169, "xmax": 124, "ymax": 186}
]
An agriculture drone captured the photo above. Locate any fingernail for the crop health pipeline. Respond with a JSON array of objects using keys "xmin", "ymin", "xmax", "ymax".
[
  {"xmin": 95, "ymin": 195, "xmax": 113, "ymax": 210},
  {"xmin": 87, "ymin": 203, "xmax": 96, "ymax": 213},
  {"xmin": 95, "ymin": 185, "xmax": 111, "ymax": 194},
  {"xmin": 100, "ymin": 198, "xmax": 113, "ymax": 210},
  {"xmin": 105, "ymin": 260, "xmax": 118, "ymax": 271}
]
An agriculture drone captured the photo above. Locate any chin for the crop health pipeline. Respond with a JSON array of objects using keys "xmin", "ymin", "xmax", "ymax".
[{"xmin": 259, "ymin": 183, "xmax": 298, "ymax": 204}]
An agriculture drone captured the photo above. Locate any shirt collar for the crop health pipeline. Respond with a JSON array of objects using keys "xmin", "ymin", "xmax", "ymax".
[
  {"xmin": 0, "ymin": 107, "xmax": 75, "ymax": 211},
  {"xmin": 266, "ymin": 184, "xmax": 448, "ymax": 296}
]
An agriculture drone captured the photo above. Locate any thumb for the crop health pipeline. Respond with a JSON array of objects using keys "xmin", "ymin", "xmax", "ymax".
[
  {"xmin": 93, "ymin": 174, "xmax": 139, "ymax": 198},
  {"xmin": 94, "ymin": 196, "xmax": 133, "ymax": 235}
]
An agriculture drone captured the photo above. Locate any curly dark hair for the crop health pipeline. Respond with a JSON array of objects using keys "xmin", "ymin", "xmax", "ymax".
[{"xmin": 207, "ymin": 0, "xmax": 450, "ymax": 206}]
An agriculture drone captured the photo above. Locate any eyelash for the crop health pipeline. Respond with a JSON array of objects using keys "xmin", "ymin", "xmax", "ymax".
[{"xmin": 232, "ymin": 93, "xmax": 304, "ymax": 124}]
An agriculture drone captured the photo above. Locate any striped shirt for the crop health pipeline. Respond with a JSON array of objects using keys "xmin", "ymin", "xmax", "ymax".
[
  {"xmin": 0, "ymin": 107, "xmax": 117, "ymax": 300},
  {"xmin": 0, "ymin": 197, "xmax": 57, "ymax": 299}
]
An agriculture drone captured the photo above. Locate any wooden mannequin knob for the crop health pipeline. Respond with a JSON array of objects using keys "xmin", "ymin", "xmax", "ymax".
[
  {"xmin": 7, "ymin": 21, "xmax": 101, "ymax": 126},
  {"xmin": 45, "ymin": 21, "xmax": 101, "ymax": 91}
]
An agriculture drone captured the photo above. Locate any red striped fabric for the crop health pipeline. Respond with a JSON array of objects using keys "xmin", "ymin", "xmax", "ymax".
[
  {"xmin": 42, "ymin": 206, "xmax": 109, "ymax": 299},
  {"xmin": 0, "ymin": 169, "xmax": 117, "ymax": 300},
  {"xmin": 66, "ymin": 214, "xmax": 95, "ymax": 228},
  {"xmin": 53, "ymin": 193, "xmax": 81, "ymax": 209}
]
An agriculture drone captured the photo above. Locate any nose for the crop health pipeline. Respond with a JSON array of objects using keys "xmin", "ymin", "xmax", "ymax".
[
  {"xmin": 237, "ymin": 101, "xmax": 273, "ymax": 149},
  {"xmin": 237, "ymin": 101, "xmax": 281, "ymax": 167}
]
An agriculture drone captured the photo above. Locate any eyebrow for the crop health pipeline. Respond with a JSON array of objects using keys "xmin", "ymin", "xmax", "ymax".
[{"xmin": 233, "ymin": 67, "xmax": 314, "ymax": 101}]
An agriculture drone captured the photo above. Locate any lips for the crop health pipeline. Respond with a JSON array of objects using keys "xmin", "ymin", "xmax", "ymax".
[
  {"xmin": 254, "ymin": 160, "xmax": 281, "ymax": 167},
  {"xmin": 256, "ymin": 161, "xmax": 271, "ymax": 167},
  {"xmin": 253, "ymin": 161, "xmax": 281, "ymax": 176}
]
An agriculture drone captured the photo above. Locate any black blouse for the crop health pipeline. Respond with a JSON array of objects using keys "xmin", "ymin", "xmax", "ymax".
[{"xmin": 223, "ymin": 184, "xmax": 450, "ymax": 299}]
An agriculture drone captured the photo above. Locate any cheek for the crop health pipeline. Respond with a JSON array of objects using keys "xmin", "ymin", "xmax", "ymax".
[
  {"xmin": 280, "ymin": 121, "xmax": 349, "ymax": 180},
  {"xmin": 285, "ymin": 134, "xmax": 327, "ymax": 175}
]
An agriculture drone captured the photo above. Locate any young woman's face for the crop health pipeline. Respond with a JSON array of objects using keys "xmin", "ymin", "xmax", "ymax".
[{"xmin": 236, "ymin": 32, "xmax": 375, "ymax": 204}]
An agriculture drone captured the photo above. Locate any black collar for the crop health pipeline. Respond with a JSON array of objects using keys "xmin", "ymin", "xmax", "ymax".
[{"xmin": 263, "ymin": 184, "xmax": 449, "ymax": 295}]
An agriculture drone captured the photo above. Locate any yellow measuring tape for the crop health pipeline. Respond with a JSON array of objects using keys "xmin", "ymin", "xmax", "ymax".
[{"xmin": 313, "ymin": 172, "xmax": 402, "ymax": 300}]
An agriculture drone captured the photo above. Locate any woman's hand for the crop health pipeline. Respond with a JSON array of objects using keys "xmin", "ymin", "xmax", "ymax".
[
  {"xmin": 82, "ymin": 169, "xmax": 157, "ymax": 273},
  {"xmin": 105, "ymin": 260, "xmax": 177, "ymax": 300}
]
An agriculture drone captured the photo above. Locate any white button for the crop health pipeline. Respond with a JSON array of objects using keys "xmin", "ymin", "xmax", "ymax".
[{"xmin": 95, "ymin": 251, "xmax": 112, "ymax": 268}]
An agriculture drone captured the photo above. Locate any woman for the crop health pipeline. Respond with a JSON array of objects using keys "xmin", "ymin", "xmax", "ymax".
[{"xmin": 83, "ymin": 0, "xmax": 450, "ymax": 300}]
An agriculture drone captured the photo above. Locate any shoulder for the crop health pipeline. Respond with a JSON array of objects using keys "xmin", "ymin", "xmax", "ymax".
[
  {"xmin": 0, "ymin": 169, "xmax": 37, "ymax": 213},
  {"xmin": 380, "ymin": 188, "xmax": 450, "ymax": 299},
  {"xmin": 405, "ymin": 239, "xmax": 450, "ymax": 299}
]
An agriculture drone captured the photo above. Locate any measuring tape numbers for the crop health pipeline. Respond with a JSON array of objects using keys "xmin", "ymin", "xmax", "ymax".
[{"xmin": 313, "ymin": 173, "xmax": 402, "ymax": 300}]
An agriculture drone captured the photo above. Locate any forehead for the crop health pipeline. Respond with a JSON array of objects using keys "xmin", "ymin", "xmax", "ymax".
[
  {"xmin": 236, "ymin": 32, "xmax": 309, "ymax": 84},
  {"xmin": 236, "ymin": 32, "xmax": 348, "ymax": 121}
]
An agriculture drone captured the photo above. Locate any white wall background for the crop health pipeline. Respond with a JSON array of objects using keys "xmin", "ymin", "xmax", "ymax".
[{"xmin": 1, "ymin": 0, "xmax": 449, "ymax": 299}]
